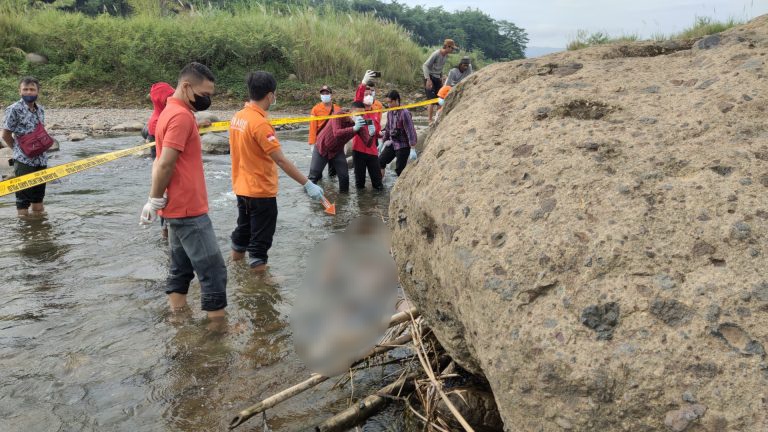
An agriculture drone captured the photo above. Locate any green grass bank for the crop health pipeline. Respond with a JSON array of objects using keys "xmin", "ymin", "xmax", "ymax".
[
  {"xmin": 567, "ymin": 16, "xmax": 744, "ymax": 51},
  {"xmin": 0, "ymin": 5, "xmax": 451, "ymax": 108}
]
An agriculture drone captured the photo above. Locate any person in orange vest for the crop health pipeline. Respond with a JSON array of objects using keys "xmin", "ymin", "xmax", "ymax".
[
  {"xmin": 433, "ymin": 85, "xmax": 452, "ymax": 123},
  {"xmin": 229, "ymin": 71, "xmax": 324, "ymax": 272},
  {"xmin": 308, "ymin": 85, "xmax": 341, "ymax": 178}
]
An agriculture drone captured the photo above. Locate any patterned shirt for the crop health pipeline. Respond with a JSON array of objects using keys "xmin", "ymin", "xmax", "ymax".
[
  {"xmin": 383, "ymin": 108, "xmax": 418, "ymax": 151},
  {"xmin": 3, "ymin": 99, "xmax": 48, "ymax": 167}
]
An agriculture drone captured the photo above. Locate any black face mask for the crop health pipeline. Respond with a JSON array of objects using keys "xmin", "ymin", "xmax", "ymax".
[{"xmin": 187, "ymin": 86, "xmax": 211, "ymax": 111}]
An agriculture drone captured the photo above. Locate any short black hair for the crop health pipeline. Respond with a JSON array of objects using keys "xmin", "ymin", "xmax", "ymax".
[
  {"xmin": 385, "ymin": 90, "xmax": 400, "ymax": 102},
  {"xmin": 179, "ymin": 62, "xmax": 216, "ymax": 84},
  {"xmin": 19, "ymin": 76, "xmax": 40, "ymax": 89},
  {"xmin": 350, "ymin": 101, "xmax": 365, "ymax": 109},
  {"xmin": 246, "ymin": 71, "xmax": 277, "ymax": 101}
]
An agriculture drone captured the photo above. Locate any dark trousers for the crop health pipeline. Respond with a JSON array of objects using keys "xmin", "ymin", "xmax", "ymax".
[
  {"xmin": 230, "ymin": 196, "xmax": 278, "ymax": 268},
  {"xmin": 147, "ymin": 134, "xmax": 157, "ymax": 159},
  {"xmin": 14, "ymin": 160, "xmax": 47, "ymax": 210},
  {"xmin": 353, "ymin": 150, "xmax": 383, "ymax": 190},
  {"xmin": 378, "ymin": 146, "xmax": 410, "ymax": 176},
  {"xmin": 166, "ymin": 214, "xmax": 228, "ymax": 311},
  {"xmin": 308, "ymin": 147, "xmax": 349, "ymax": 192}
]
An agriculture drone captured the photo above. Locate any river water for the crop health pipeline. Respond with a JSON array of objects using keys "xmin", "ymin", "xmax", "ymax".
[{"xmin": 0, "ymin": 128, "xmax": 411, "ymax": 431}]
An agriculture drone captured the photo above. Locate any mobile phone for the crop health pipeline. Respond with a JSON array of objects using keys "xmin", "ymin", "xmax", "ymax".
[
  {"xmin": 365, "ymin": 119, "xmax": 373, "ymax": 126},
  {"xmin": 372, "ymin": 71, "xmax": 382, "ymax": 78}
]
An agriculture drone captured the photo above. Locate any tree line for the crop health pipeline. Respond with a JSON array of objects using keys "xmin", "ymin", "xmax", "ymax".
[{"xmin": 31, "ymin": 0, "xmax": 528, "ymax": 60}]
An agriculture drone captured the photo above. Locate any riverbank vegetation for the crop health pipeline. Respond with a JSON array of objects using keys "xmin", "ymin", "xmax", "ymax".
[
  {"xmin": 567, "ymin": 16, "xmax": 744, "ymax": 51},
  {"xmin": 0, "ymin": 0, "xmax": 526, "ymax": 107}
]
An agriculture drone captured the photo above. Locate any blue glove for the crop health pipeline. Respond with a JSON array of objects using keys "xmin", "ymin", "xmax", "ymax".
[
  {"xmin": 304, "ymin": 181, "xmax": 324, "ymax": 200},
  {"xmin": 353, "ymin": 117, "xmax": 366, "ymax": 132},
  {"xmin": 367, "ymin": 124, "xmax": 375, "ymax": 136},
  {"xmin": 378, "ymin": 140, "xmax": 392, "ymax": 153},
  {"xmin": 409, "ymin": 148, "xmax": 417, "ymax": 160}
]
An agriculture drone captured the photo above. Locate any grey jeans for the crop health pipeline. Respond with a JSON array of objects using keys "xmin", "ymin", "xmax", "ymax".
[
  {"xmin": 308, "ymin": 147, "xmax": 349, "ymax": 192},
  {"xmin": 165, "ymin": 213, "xmax": 227, "ymax": 311}
]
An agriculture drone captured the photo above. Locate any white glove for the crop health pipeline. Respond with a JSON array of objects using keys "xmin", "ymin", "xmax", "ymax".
[
  {"xmin": 409, "ymin": 148, "xmax": 418, "ymax": 161},
  {"xmin": 140, "ymin": 196, "xmax": 167, "ymax": 225},
  {"xmin": 362, "ymin": 70, "xmax": 376, "ymax": 85},
  {"xmin": 384, "ymin": 140, "xmax": 393, "ymax": 148},
  {"xmin": 309, "ymin": 144, "xmax": 315, "ymax": 154},
  {"xmin": 367, "ymin": 124, "xmax": 375, "ymax": 136},
  {"xmin": 303, "ymin": 181, "xmax": 324, "ymax": 200},
  {"xmin": 353, "ymin": 117, "xmax": 366, "ymax": 132}
]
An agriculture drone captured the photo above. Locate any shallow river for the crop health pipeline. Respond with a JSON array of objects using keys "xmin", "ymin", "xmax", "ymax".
[{"xmin": 0, "ymin": 127, "xmax": 410, "ymax": 431}]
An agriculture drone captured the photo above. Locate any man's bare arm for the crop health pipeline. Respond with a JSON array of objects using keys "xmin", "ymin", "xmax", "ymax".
[
  {"xmin": 270, "ymin": 149, "xmax": 308, "ymax": 185},
  {"xmin": 150, "ymin": 147, "xmax": 180, "ymax": 198}
]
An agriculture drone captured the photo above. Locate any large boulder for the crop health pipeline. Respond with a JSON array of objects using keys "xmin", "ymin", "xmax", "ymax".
[{"xmin": 390, "ymin": 16, "xmax": 768, "ymax": 432}]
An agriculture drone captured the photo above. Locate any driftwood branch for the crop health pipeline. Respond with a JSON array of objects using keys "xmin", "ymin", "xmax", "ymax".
[
  {"xmin": 313, "ymin": 369, "xmax": 421, "ymax": 432},
  {"xmin": 229, "ymin": 309, "xmax": 419, "ymax": 430}
]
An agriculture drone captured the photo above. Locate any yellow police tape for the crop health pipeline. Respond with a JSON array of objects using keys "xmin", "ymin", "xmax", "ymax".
[{"xmin": 0, "ymin": 98, "xmax": 438, "ymax": 197}]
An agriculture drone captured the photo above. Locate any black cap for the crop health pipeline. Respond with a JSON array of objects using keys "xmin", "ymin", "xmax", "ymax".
[{"xmin": 319, "ymin": 85, "xmax": 333, "ymax": 93}]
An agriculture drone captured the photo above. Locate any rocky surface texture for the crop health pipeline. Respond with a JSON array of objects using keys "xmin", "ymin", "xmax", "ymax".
[{"xmin": 390, "ymin": 16, "xmax": 768, "ymax": 432}]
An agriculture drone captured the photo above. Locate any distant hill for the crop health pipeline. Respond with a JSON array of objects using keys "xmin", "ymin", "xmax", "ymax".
[{"xmin": 525, "ymin": 46, "xmax": 564, "ymax": 58}]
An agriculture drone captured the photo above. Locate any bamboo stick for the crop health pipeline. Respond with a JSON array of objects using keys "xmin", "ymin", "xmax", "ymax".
[
  {"xmin": 313, "ymin": 370, "xmax": 421, "ymax": 432},
  {"xmin": 315, "ymin": 356, "xmax": 451, "ymax": 432},
  {"xmin": 228, "ymin": 311, "xmax": 418, "ymax": 430}
]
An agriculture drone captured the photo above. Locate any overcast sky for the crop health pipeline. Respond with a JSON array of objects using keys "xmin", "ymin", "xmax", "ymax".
[{"xmin": 402, "ymin": 0, "xmax": 768, "ymax": 48}]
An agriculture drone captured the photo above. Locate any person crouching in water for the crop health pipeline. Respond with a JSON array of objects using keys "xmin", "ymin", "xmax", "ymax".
[
  {"xmin": 352, "ymin": 70, "xmax": 383, "ymax": 190},
  {"xmin": 229, "ymin": 71, "xmax": 325, "ymax": 272},
  {"xmin": 378, "ymin": 90, "xmax": 418, "ymax": 177},
  {"xmin": 308, "ymin": 102, "xmax": 370, "ymax": 193}
]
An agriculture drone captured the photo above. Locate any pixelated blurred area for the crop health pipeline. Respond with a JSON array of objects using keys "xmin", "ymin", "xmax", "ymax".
[{"xmin": 291, "ymin": 216, "xmax": 398, "ymax": 377}]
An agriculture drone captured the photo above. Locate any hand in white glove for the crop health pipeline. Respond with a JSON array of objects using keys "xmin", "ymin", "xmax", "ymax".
[
  {"xmin": 362, "ymin": 70, "xmax": 376, "ymax": 85},
  {"xmin": 367, "ymin": 124, "xmax": 376, "ymax": 136},
  {"xmin": 409, "ymin": 148, "xmax": 418, "ymax": 161},
  {"xmin": 353, "ymin": 117, "xmax": 366, "ymax": 132},
  {"xmin": 303, "ymin": 181, "xmax": 324, "ymax": 201},
  {"xmin": 378, "ymin": 140, "xmax": 392, "ymax": 153},
  {"xmin": 140, "ymin": 196, "xmax": 167, "ymax": 225},
  {"xmin": 309, "ymin": 144, "xmax": 315, "ymax": 154}
]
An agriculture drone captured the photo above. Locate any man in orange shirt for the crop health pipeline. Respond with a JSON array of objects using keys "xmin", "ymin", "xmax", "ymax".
[
  {"xmin": 229, "ymin": 71, "xmax": 324, "ymax": 272},
  {"xmin": 139, "ymin": 62, "xmax": 227, "ymax": 319},
  {"xmin": 308, "ymin": 85, "xmax": 340, "ymax": 153}
]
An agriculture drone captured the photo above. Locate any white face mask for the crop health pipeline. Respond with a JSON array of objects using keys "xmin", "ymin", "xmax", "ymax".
[
  {"xmin": 363, "ymin": 95, "xmax": 374, "ymax": 106},
  {"xmin": 320, "ymin": 94, "xmax": 332, "ymax": 103},
  {"xmin": 438, "ymin": 98, "xmax": 445, "ymax": 106}
]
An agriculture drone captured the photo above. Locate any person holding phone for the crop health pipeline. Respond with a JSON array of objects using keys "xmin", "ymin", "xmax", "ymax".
[{"xmin": 352, "ymin": 70, "xmax": 384, "ymax": 190}]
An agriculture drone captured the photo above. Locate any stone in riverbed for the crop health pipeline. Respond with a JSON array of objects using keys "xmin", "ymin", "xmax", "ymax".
[
  {"xmin": 68, "ymin": 133, "xmax": 87, "ymax": 142},
  {"xmin": 195, "ymin": 111, "xmax": 219, "ymax": 124},
  {"xmin": 25, "ymin": 53, "xmax": 47, "ymax": 64},
  {"xmin": 110, "ymin": 122, "xmax": 144, "ymax": 132},
  {"xmin": 201, "ymin": 132, "xmax": 229, "ymax": 154},
  {"xmin": 0, "ymin": 147, "xmax": 13, "ymax": 179}
]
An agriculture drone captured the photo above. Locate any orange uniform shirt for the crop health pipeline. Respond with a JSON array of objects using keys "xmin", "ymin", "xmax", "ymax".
[
  {"xmin": 308, "ymin": 102, "xmax": 340, "ymax": 145},
  {"xmin": 370, "ymin": 100, "xmax": 384, "ymax": 122},
  {"xmin": 156, "ymin": 97, "xmax": 208, "ymax": 219},
  {"xmin": 229, "ymin": 102, "xmax": 282, "ymax": 198}
]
